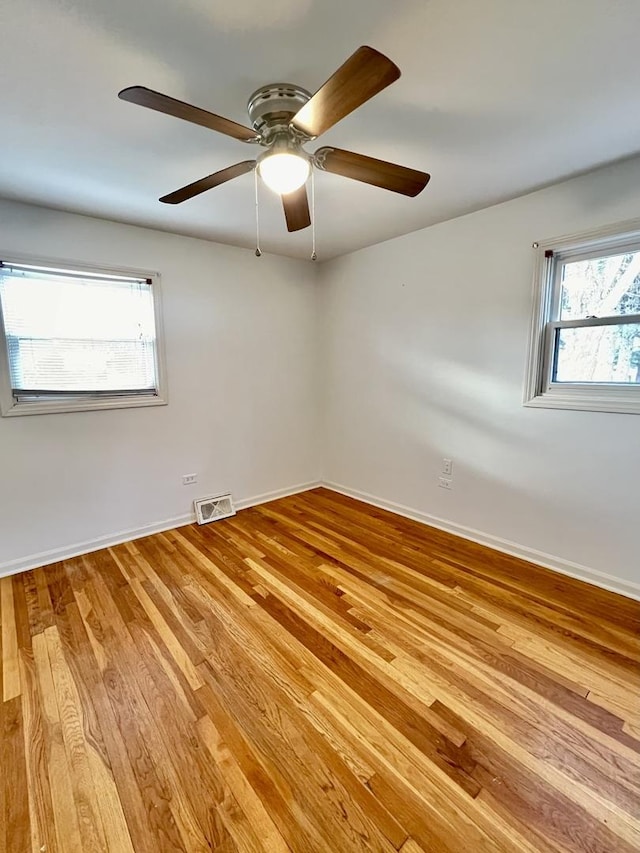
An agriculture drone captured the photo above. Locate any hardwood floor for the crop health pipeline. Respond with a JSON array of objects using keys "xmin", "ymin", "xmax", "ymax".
[{"xmin": 1, "ymin": 487, "xmax": 639, "ymax": 852}]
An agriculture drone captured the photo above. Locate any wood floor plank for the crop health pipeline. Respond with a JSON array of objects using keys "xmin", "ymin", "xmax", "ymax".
[
  {"xmin": 307, "ymin": 684, "xmax": 536, "ymax": 852},
  {"xmin": 62, "ymin": 600, "xmax": 160, "ymax": 853},
  {"xmin": 195, "ymin": 622, "xmax": 401, "ymax": 852},
  {"xmin": 1, "ymin": 487, "xmax": 638, "ymax": 852},
  {"xmin": 3, "ymin": 695, "xmax": 30, "ymax": 853},
  {"xmin": 340, "ymin": 582, "xmax": 640, "ymax": 805},
  {"xmin": 195, "ymin": 681, "xmax": 330, "ymax": 853},
  {"xmin": 45, "ymin": 624, "xmax": 110, "ymax": 853},
  {"xmin": 31, "ymin": 631, "xmax": 84, "ymax": 853},
  {"xmin": 1, "ymin": 577, "xmax": 21, "ymax": 702},
  {"xmin": 19, "ymin": 645, "xmax": 59, "ymax": 853},
  {"xmin": 196, "ymin": 714, "xmax": 291, "ymax": 853},
  {"xmin": 53, "ymin": 604, "xmax": 137, "ymax": 853}
]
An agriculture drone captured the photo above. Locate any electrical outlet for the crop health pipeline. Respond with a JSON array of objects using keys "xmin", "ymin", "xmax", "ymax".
[
  {"xmin": 182, "ymin": 473, "xmax": 198, "ymax": 486},
  {"xmin": 438, "ymin": 477, "xmax": 452, "ymax": 490},
  {"xmin": 442, "ymin": 458, "xmax": 453, "ymax": 475}
]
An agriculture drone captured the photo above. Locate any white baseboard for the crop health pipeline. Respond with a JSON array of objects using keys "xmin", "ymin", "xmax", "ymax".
[
  {"xmin": 234, "ymin": 481, "xmax": 321, "ymax": 511},
  {"xmin": 4, "ymin": 476, "xmax": 638, "ymax": 603},
  {"xmin": 0, "ymin": 480, "xmax": 321, "ymax": 579},
  {"xmin": 323, "ymin": 481, "xmax": 640, "ymax": 602}
]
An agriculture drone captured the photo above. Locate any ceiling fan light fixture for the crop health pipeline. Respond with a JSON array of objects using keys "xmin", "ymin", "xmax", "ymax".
[{"xmin": 258, "ymin": 150, "xmax": 310, "ymax": 195}]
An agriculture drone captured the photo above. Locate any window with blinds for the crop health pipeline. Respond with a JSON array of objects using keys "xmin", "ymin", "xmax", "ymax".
[{"xmin": 0, "ymin": 259, "xmax": 166, "ymax": 416}]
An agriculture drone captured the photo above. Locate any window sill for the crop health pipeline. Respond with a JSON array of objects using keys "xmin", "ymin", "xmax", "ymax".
[
  {"xmin": 0, "ymin": 394, "xmax": 168, "ymax": 417},
  {"xmin": 524, "ymin": 391, "xmax": 640, "ymax": 415}
]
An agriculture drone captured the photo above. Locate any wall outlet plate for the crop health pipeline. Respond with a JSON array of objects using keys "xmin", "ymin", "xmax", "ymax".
[
  {"xmin": 442, "ymin": 458, "xmax": 453, "ymax": 475},
  {"xmin": 438, "ymin": 477, "xmax": 452, "ymax": 490},
  {"xmin": 182, "ymin": 473, "xmax": 198, "ymax": 485}
]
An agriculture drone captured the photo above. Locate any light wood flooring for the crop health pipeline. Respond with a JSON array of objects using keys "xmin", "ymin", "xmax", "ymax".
[{"xmin": 1, "ymin": 487, "xmax": 639, "ymax": 852}]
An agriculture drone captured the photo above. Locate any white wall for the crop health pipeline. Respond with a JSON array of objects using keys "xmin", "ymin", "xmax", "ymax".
[
  {"xmin": 320, "ymin": 156, "xmax": 640, "ymax": 596},
  {"xmin": 0, "ymin": 200, "xmax": 320, "ymax": 573},
  {"xmin": 3, "ymin": 158, "xmax": 639, "ymax": 596}
]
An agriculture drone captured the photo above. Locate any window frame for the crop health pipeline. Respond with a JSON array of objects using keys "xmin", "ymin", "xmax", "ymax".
[
  {"xmin": 0, "ymin": 252, "xmax": 168, "ymax": 417},
  {"xmin": 523, "ymin": 218, "xmax": 640, "ymax": 415}
]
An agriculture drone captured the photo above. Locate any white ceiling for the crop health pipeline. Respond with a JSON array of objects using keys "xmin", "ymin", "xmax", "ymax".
[{"xmin": 1, "ymin": 0, "xmax": 639, "ymax": 261}]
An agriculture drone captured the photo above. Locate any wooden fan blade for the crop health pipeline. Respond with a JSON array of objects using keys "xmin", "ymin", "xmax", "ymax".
[
  {"xmin": 290, "ymin": 46, "xmax": 400, "ymax": 139},
  {"xmin": 119, "ymin": 86, "xmax": 258, "ymax": 142},
  {"xmin": 282, "ymin": 185, "xmax": 311, "ymax": 232},
  {"xmin": 160, "ymin": 161, "xmax": 256, "ymax": 204},
  {"xmin": 315, "ymin": 147, "xmax": 430, "ymax": 197}
]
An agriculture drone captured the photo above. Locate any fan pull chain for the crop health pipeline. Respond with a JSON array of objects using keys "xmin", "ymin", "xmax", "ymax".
[
  {"xmin": 311, "ymin": 168, "xmax": 317, "ymax": 261},
  {"xmin": 254, "ymin": 168, "xmax": 262, "ymax": 257}
]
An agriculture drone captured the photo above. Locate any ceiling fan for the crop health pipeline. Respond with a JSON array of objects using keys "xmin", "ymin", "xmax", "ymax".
[{"xmin": 118, "ymin": 46, "xmax": 430, "ymax": 236}]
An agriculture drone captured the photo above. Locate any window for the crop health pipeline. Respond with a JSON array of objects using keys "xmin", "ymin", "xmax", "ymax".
[
  {"xmin": 0, "ymin": 257, "xmax": 167, "ymax": 416},
  {"xmin": 524, "ymin": 219, "xmax": 640, "ymax": 414}
]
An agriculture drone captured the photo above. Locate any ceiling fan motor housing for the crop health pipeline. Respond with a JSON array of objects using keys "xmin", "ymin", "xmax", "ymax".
[{"xmin": 247, "ymin": 83, "xmax": 312, "ymax": 142}]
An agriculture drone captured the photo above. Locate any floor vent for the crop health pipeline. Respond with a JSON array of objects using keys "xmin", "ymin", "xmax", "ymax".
[{"xmin": 194, "ymin": 494, "xmax": 235, "ymax": 525}]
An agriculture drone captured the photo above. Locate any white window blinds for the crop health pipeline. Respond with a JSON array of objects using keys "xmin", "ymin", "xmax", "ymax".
[{"xmin": 0, "ymin": 263, "xmax": 159, "ymax": 399}]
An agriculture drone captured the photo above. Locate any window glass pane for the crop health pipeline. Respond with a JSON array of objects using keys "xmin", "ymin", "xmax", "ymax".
[
  {"xmin": 560, "ymin": 250, "xmax": 640, "ymax": 320},
  {"xmin": 553, "ymin": 323, "xmax": 640, "ymax": 384},
  {"xmin": 0, "ymin": 269, "xmax": 158, "ymax": 393}
]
